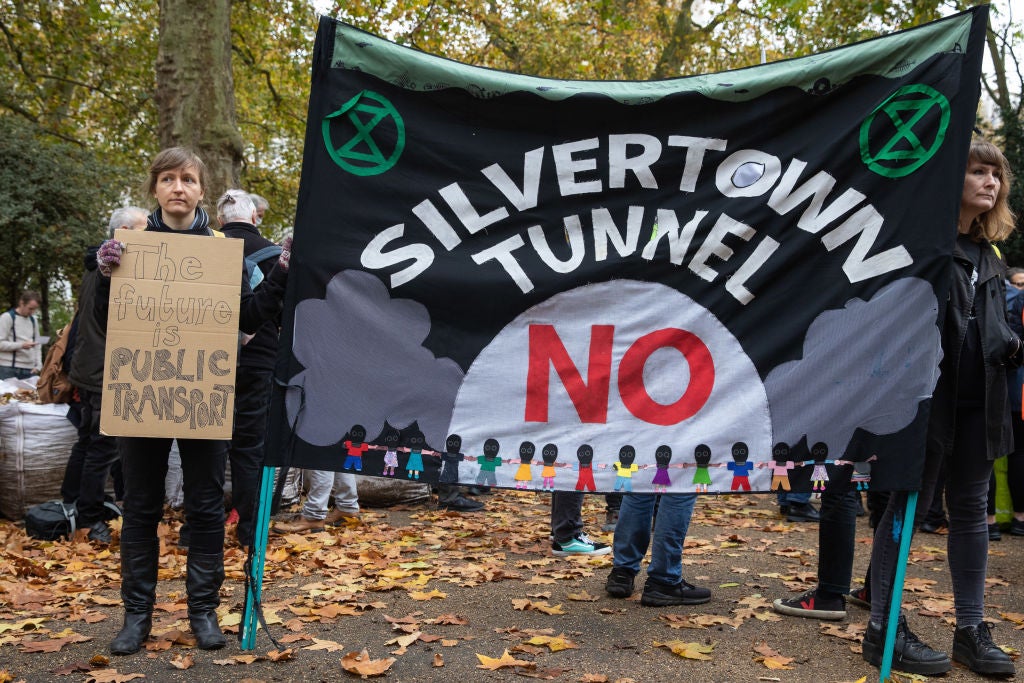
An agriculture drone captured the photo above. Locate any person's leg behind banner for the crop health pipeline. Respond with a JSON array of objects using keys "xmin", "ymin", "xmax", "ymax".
[
  {"xmin": 274, "ymin": 469, "xmax": 330, "ymax": 533},
  {"xmin": 773, "ymin": 482, "xmax": 858, "ymax": 620},
  {"xmin": 550, "ymin": 491, "xmax": 609, "ymax": 556}
]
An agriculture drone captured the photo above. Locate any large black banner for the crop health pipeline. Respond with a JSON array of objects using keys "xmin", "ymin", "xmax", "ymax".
[{"xmin": 267, "ymin": 8, "xmax": 987, "ymax": 494}]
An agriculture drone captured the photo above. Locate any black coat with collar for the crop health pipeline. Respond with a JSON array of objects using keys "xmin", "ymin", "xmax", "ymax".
[{"xmin": 927, "ymin": 236, "xmax": 1021, "ymax": 463}]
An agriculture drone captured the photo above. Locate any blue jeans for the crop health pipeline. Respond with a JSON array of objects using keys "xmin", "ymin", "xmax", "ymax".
[{"xmin": 613, "ymin": 493, "xmax": 696, "ymax": 585}]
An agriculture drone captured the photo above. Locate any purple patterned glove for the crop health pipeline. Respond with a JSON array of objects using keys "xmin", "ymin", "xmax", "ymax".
[
  {"xmin": 278, "ymin": 235, "xmax": 293, "ymax": 273},
  {"xmin": 97, "ymin": 239, "xmax": 125, "ymax": 277}
]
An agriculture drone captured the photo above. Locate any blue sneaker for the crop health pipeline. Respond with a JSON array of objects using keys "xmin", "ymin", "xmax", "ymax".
[{"xmin": 551, "ymin": 533, "xmax": 611, "ymax": 556}]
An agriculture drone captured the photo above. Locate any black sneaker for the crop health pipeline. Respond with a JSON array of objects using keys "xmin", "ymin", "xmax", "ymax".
[
  {"xmin": 605, "ymin": 567, "xmax": 635, "ymax": 598},
  {"xmin": 640, "ymin": 578, "xmax": 711, "ymax": 606},
  {"xmin": 862, "ymin": 616, "xmax": 951, "ymax": 676},
  {"xmin": 785, "ymin": 502, "xmax": 821, "ymax": 523},
  {"xmin": 440, "ymin": 495, "xmax": 485, "ymax": 512},
  {"xmin": 952, "ymin": 622, "xmax": 1015, "ymax": 676},
  {"xmin": 1011, "ymin": 518, "xmax": 1024, "ymax": 536},
  {"xmin": 601, "ymin": 509, "xmax": 619, "ymax": 532},
  {"xmin": 919, "ymin": 519, "xmax": 948, "ymax": 534},
  {"xmin": 989, "ymin": 523, "xmax": 1002, "ymax": 541},
  {"xmin": 847, "ymin": 585, "xmax": 870, "ymax": 610},
  {"xmin": 772, "ymin": 588, "xmax": 845, "ymax": 620},
  {"xmin": 87, "ymin": 520, "xmax": 112, "ymax": 544}
]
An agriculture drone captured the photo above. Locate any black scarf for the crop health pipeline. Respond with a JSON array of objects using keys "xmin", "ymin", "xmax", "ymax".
[{"xmin": 146, "ymin": 206, "xmax": 213, "ymax": 236}]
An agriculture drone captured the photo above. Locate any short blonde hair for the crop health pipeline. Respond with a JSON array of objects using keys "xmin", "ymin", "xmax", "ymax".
[{"xmin": 965, "ymin": 138, "xmax": 1015, "ymax": 243}]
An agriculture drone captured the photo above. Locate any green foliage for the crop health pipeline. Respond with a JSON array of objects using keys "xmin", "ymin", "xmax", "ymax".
[
  {"xmin": 0, "ymin": 115, "xmax": 123, "ymax": 330},
  {"xmin": 231, "ymin": 0, "xmax": 320, "ymax": 236},
  {"xmin": 0, "ymin": 1, "xmax": 159, "ymax": 180}
]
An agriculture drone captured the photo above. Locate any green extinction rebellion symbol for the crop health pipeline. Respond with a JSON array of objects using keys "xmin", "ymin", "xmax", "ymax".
[
  {"xmin": 859, "ymin": 84, "xmax": 950, "ymax": 178},
  {"xmin": 322, "ymin": 91, "xmax": 405, "ymax": 176}
]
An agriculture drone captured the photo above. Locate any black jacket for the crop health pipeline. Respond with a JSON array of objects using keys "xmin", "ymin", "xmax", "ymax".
[
  {"xmin": 928, "ymin": 237, "xmax": 1022, "ymax": 463},
  {"xmin": 220, "ymin": 221, "xmax": 281, "ymax": 370},
  {"xmin": 68, "ymin": 246, "xmax": 105, "ymax": 393}
]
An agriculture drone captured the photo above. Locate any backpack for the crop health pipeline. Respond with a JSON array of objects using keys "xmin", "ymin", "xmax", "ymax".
[
  {"xmin": 24, "ymin": 499, "xmax": 121, "ymax": 540},
  {"xmin": 24, "ymin": 500, "xmax": 77, "ymax": 540},
  {"xmin": 36, "ymin": 318, "xmax": 75, "ymax": 404},
  {"xmin": 244, "ymin": 244, "xmax": 282, "ymax": 289}
]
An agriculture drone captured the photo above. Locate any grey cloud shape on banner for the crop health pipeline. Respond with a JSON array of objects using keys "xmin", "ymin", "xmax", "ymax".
[
  {"xmin": 764, "ymin": 277, "xmax": 941, "ymax": 454},
  {"xmin": 285, "ymin": 269, "xmax": 464, "ymax": 449}
]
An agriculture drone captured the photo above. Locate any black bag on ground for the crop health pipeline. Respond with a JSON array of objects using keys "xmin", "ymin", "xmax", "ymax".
[
  {"xmin": 24, "ymin": 498, "xmax": 121, "ymax": 540},
  {"xmin": 24, "ymin": 500, "xmax": 77, "ymax": 540}
]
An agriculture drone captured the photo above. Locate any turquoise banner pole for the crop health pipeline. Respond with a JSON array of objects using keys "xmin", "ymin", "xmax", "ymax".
[
  {"xmin": 879, "ymin": 491, "xmax": 918, "ymax": 682},
  {"xmin": 241, "ymin": 465, "xmax": 277, "ymax": 650}
]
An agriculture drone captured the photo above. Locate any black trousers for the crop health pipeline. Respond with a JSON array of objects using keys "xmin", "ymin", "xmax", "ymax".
[
  {"xmin": 228, "ymin": 367, "xmax": 273, "ymax": 546},
  {"xmin": 60, "ymin": 389, "xmax": 121, "ymax": 524},
  {"xmin": 120, "ymin": 436, "xmax": 226, "ymax": 554}
]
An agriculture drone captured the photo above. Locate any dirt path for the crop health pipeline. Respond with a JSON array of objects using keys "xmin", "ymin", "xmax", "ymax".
[{"xmin": 1, "ymin": 491, "xmax": 1021, "ymax": 682}]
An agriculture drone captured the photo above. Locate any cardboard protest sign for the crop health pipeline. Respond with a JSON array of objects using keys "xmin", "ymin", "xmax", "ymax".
[
  {"xmin": 266, "ymin": 8, "xmax": 987, "ymax": 494},
  {"xmin": 101, "ymin": 229, "xmax": 242, "ymax": 439}
]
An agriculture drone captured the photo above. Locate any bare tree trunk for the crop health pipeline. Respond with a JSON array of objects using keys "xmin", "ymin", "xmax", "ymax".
[{"xmin": 154, "ymin": 0, "xmax": 243, "ymax": 203}]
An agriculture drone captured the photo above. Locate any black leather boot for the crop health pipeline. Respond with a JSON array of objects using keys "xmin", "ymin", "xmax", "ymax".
[
  {"xmin": 187, "ymin": 552, "xmax": 227, "ymax": 650},
  {"xmin": 862, "ymin": 615, "xmax": 951, "ymax": 675},
  {"xmin": 110, "ymin": 541, "xmax": 159, "ymax": 655}
]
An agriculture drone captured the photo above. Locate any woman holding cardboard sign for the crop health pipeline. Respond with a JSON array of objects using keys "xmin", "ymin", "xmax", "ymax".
[{"xmin": 95, "ymin": 147, "xmax": 291, "ymax": 656}]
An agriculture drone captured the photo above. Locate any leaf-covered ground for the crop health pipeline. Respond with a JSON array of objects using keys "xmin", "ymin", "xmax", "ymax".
[{"xmin": 1, "ymin": 490, "xmax": 1021, "ymax": 682}]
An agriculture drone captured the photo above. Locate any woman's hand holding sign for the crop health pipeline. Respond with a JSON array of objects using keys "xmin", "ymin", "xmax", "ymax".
[{"xmin": 97, "ymin": 239, "xmax": 125, "ymax": 277}]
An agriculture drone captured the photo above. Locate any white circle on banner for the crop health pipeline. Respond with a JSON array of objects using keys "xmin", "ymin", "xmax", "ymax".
[{"xmin": 447, "ymin": 278, "xmax": 772, "ymax": 492}]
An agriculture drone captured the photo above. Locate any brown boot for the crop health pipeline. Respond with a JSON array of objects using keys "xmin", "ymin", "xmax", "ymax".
[
  {"xmin": 273, "ymin": 515, "xmax": 326, "ymax": 534},
  {"xmin": 324, "ymin": 508, "xmax": 361, "ymax": 527}
]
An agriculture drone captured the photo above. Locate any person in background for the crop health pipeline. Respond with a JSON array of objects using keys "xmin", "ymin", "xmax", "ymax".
[
  {"xmin": 987, "ymin": 270, "xmax": 1024, "ymax": 540},
  {"xmin": 99, "ymin": 147, "xmax": 290, "ymax": 656},
  {"xmin": 249, "ymin": 193, "xmax": 269, "ymax": 227},
  {"xmin": 1007, "ymin": 266, "xmax": 1024, "ymax": 289},
  {"xmin": 0, "ymin": 290, "xmax": 42, "ymax": 380},
  {"xmin": 863, "ymin": 139, "xmax": 1020, "ymax": 677},
  {"xmin": 273, "ymin": 470, "xmax": 361, "ymax": 532},
  {"xmin": 60, "ymin": 207, "xmax": 148, "ymax": 544},
  {"xmin": 605, "ymin": 482, "xmax": 710, "ymax": 607},
  {"xmin": 216, "ymin": 189, "xmax": 283, "ymax": 547}
]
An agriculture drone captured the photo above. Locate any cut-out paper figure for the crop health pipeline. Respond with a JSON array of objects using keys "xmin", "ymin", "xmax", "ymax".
[
  {"xmin": 851, "ymin": 455, "xmax": 878, "ymax": 490},
  {"xmin": 767, "ymin": 442, "xmax": 795, "ymax": 491},
  {"xmin": 727, "ymin": 441, "xmax": 752, "ymax": 491},
  {"xmin": 692, "ymin": 444, "xmax": 712, "ymax": 493},
  {"xmin": 475, "ymin": 438, "xmax": 502, "ymax": 487},
  {"xmin": 810, "ymin": 441, "xmax": 830, "ymax": 491},
  {"xmin": 652, "ymin": 444, "xmax": 673, "ymax": 493},
  {"xmin": 514, "ymin": 441, "xmax": 535, "ymax": 490},
  {"xmin": 378, "ymin": 424, "xmax": 402, "ymax": 476},
  {"xmin": 613, "ymin": 446, "xmax": 638, "ymax": 492},
  {"xmin": 575, "ymin": 444, "xmax": 596, "ymax": 492},
  {"xmin": 540, "ymin": 443, "xmax": 558, "ymax": 491},
  {"xmin": 439, "ymin": 433, "xmax": 464, "ymax": 484},
  {"xmin": 342, "ymin": 424, "xmax": 369, "ymax": 471},
  {"xmin": 400, "ymin": 429, "xmax": 428, "ymax": 480}
]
